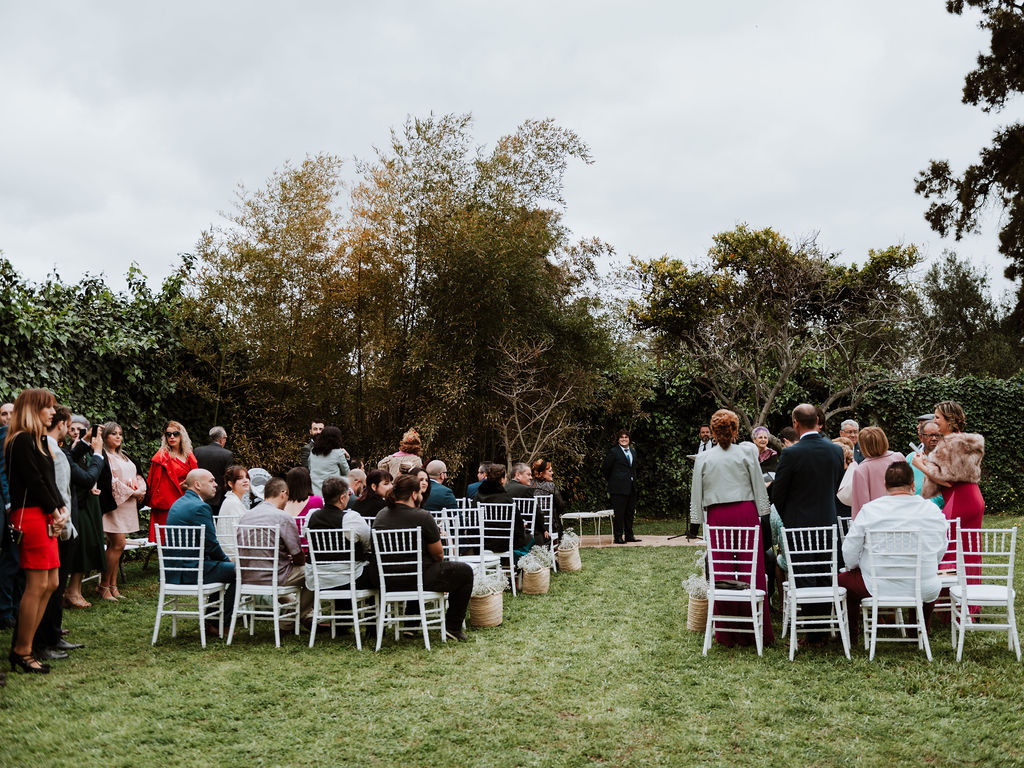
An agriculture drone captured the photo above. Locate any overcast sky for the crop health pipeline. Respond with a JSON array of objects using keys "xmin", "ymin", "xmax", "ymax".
[{"xmin": 1, "ymin": 1, "xmax": 1017, "ymax": 298}]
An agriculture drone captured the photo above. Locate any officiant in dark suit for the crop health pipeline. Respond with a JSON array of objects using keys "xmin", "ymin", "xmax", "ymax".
[{"xmin": 602, "ymin": 429, "xmax": 640, "ymax": 544}]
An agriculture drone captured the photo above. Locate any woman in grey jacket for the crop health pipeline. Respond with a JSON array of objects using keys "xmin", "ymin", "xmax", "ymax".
[{"xmin": 307, "ymin": 426, "xmax": 349, "ymax": 496}]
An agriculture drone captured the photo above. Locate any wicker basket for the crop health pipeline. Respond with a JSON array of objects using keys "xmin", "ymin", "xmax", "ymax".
[
  {"xmin": 469, "ymin": 592, "xmax": 503, "ymax": 627},
  {"xmin": 556, "ymin": 547, "xmax": 582, "ymax": 572},
  {"xmin": 686, "ymin": 597, "xmax": 708, "ymax": 631},
  {"xmin": 521, "ymin": 567, "xmax": 550, "ymax": 594}
]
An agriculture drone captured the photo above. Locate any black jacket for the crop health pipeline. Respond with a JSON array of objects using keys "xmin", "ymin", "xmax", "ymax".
[
  {"xmin": 62, "ymin": 442, "xmax": 104, "ymax": 523},
  {"xmin": 4, "ymin": 432, "xmax": 62, "ymax": 515},
  {"xmin": 193, "ymin": 441, "xmax": 235, "ymax": 512},
  {"xmin": 602, "ymin": 444, "xmax": 638, "ymax": 496},
  {"xmin": 476, "ymin": 480, "xmax": 528, "ymax": 551},
  {"xmin": 772, "ymin": 433, "xmax": 845, "ymax": 528}
]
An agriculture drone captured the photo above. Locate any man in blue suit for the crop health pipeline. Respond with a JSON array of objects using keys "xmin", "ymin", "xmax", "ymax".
[{"xmin": 166, "ymin": 469, "xmax": 236, "ymax": 624}]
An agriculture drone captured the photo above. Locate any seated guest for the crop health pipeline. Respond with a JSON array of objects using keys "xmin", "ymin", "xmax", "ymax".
[
  {"xmin": 304, "ymin": 477, "xmax": 377, "ymax": 591},
  {"xmin": 166, "ymin": 469, "xmax": 237, "ymax": 624},
  {"xmin": 752, "ymin": 427, "xmax": 778, "ymax": 473},
  {"xmin": 531, "ymin": 458, "xmax": 566, "ymax": 536},
  {"xmin": 373, "ymin": 474, "xmax": 473, "ymax": 641},
  {"xmin": 351, "ymin": 470, "xmax": 393, "ymax": 519},
  {"xmin": 466, "ymin": 463, "xmax": 488, "ymax": 500},
  {"xmin": 346, "ymin": 468, "xmax": 367, "ymax": 509},
  {"xmin": 237, "ymin": 476, "xmax": 312, "ymax": 616},
  {"xmin": 283, "ymin": 466, "xmax": 323, "ymax": 552},
  {"xmin": 422, "ymin": 460, "xmax": 458, "ymax": 512},
  {"xmin": 834, "ymin": 437, "xmax": 856, "ymax": 518},
  {"xmin": 475, "ymin": 464, "xmax": 529, "ymax": 554},
  {"xmin": 850, "ymin": 426, "xmax": 904, "ymax": 519},
  {"xmin": 838, "ymin": 461, "xmax": 948, "ymax": 642},
  {"xmin": 507, "ymin": 461, "xmax": 547, "ymax": 543}
]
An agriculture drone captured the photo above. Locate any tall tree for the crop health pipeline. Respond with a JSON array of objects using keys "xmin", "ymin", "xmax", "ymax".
[{"xmin": 915, "ymin": 1, "xmax": 1024, "ymax": 324}]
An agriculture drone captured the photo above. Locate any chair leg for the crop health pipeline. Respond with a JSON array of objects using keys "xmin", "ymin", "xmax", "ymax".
[
  {"xmin": 702, "ymin": 597, "xmax": 714, "ymax": 656},
  {"xmin": 272, "ymin": 595, "xmax": 282, "ymax": 648},
  {"xmin": 152, "ymin": 593, "xmax": 163, "ymax": 645},
  {"xmin": 788, "ymin": 596, "xmax": 798, "ymax": 662},
  {"xmin": 955, "ymin": 600, "xmax": 968, "ymax": 662},
  {"xmin": 1009, "ymin": 599, "xmax": 1021, "ymax": 662},
  {"xmin": 375, "ymin": 599, "xmax": 385, "ymax": 652},
  {"xmin": 226, "ymin": 589, "xmax": 242, "ymax": 645},
  {"xmin": 869, "ymin": 605, "xmax": 878, "ymax": 661},
  {"xmin": 198, "ymin": 599, "xmax": 207, "ymax": 649},
  {"xmin": 837, "ymin": 597, "xmax": 851, "ymax": 660},
  {"xmin": 919, "ymin": 606, "xmax": 932, "ymax": 662},
  {"xmin": 309, "ymin": 594, "xmax": 319, "ymax": 649},
  {"xmin": 753, "ymin": 597, "xmax": 763, "ymax": 657}
]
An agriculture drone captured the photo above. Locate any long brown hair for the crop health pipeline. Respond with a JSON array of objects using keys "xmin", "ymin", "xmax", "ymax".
[
  {"xmin": 934, "ymin": 401, "xmax": 966, "ymax": 433},
  {"xmin": 4, "ymin": 388, "xmax": 56, "ymax": 456},
  {"xmin": 159, "ymin": 420, "xmax": 193, "ymax": 457}
]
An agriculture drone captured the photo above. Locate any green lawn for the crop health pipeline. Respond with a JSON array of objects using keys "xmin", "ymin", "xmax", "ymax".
[{"xmin": 2, "ymin": 519, "xmax": 1024, "ymax": 767}]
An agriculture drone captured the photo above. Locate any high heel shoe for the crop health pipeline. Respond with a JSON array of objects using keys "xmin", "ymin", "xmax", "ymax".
[
  {"xmin": 9, "ymin": 650, "xmax": 50, "ymax": 674},
  {"xmin": 97, "ymin": 585, "xmax": 118, "ymax": 603}
]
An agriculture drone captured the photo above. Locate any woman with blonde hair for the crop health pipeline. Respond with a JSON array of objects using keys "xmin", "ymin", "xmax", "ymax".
[
  {"xmin": 690, "ymin": 408, "xmax": 773, "ymax": 647},
  {"xmin": 3, "ymin": 389, "xmax": 65, "ymax": 673},
  {"xmin": 849, "ymin": 426, "xmax": 903, "ymax": 519},
  {"xmin": 143, "ymin": 420, "xmax": 197, "ymax": 542},
  {"xmin": 97, "ymin": 422, "xmax": 146, "ymax": 600}
]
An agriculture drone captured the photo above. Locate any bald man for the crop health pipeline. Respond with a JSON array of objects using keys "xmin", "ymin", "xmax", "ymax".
[
  {"xmin": 773, "ymin": 403, "xmax": 845, "ymax": 529},
  {"xmin": 166, "ymin": 469, "xmax": 236, "ymax": 625}
]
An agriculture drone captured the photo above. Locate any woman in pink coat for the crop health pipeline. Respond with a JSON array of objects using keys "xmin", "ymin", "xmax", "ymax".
[{"xmin": 850, "ymin": 426, "xmax": 904, "ymax": 519}]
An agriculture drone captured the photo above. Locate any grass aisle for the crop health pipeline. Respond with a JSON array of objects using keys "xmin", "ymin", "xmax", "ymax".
[{"xmin": 2, "ymin": 520, "xmax": 1024, "ymax": 767}]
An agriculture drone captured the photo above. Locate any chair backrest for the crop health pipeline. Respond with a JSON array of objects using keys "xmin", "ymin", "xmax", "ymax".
[
  {"xmin": 939, "ymin": 517, "xmax": 958, "ymax": 572},
  {"xmin": 957, "ymin": 527, "xmax": 1017, "ymax": 589},
  {"xmin": 781, "ymin": 525, "xmax": 839, "ymax": 589},
  {"xmin": 156, "ymin": 524, "xmax": 206, "ymax": 586},
  {"xmin": 535, "ymin": 494, "xmax": 554, "ymax": 532},
  {"xmin": 513, "ymin": 497, "xmax": 538, "ymax": 535},
  {"xmin": 214, "ymin": 514, "xmax": 240, "ymax": 553},
  {"xmin": 429, "ymin": 508, "xmax": 458, "ymax": 560},
  {"xmin": 235, "ymin": 524, "xmax": 283, "ymax": 587},
  {"xmin": 306, "ymin": 527, "xmax": 360, "ymax": 590},
  {"xmin": 453, "ymin": 506, "xmax": 483, "ymax": 559},
  {"xmin": 704, "ymin": 525, "xmax": 760, "ymax": 591},
  {"xmin": 837, "ymin": 516, "xmax": 852, "ymax": 543},
  {"xmin": 863, "ymin": 529, "xmax": 922, "ymax": 601},
  {"xmin": 456, "ymin": 497, "xmax": 473, "ymax": 510},
  {"xmin": 372, "ymin": 527, "xmax": 424, "ymax": 594},
  {"xmin": 481, "ymin": 503, "xmax": 517, "ymax": 553}
]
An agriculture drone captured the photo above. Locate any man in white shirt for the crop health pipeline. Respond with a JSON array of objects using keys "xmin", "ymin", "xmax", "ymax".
[{"xmin": 838, "ymin": 461, "xmax": 949, "ymax": 642}]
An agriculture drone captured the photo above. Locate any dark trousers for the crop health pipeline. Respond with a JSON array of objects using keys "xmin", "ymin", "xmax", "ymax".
[
  {"xmin": 425, "ymin": 560, "xmax": 473, "ymax": 632},
  {"xmin": 0, "ymin": 533, "xmax": 23, "ymax": 622},
  {"xmin": 34, "ymin": 535, "xmax": 75, "ymax": 648},
  {"xmin": 610, "ymin": 492, "xmax": 636, "ymax": 540},
  {"xmin": 838, "ymin": 568, "xmax": 935, "ymax": 641},
  {"xmin": 203, "ymin": 560, "xmax": 237, "ymax": 621}
]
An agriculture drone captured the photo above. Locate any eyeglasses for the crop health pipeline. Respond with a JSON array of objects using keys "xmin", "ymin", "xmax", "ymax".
[{"xmin": 165, "ymin": 431, "xmax": 181, "ymax": 438}]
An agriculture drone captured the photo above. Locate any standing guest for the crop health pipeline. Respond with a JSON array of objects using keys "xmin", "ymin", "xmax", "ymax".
[
  {"xmin": 166, "ymin": 469, "xmax": 236, "ymax": 628},
  {"xmin": 815, "ymin": 406, "xmax": 829, "ymax": 437},
  {"xmin": 906, "ymin": 420, "xmax": 944, "ymax": 509},
  {"xmin": 752, "ymin": 427, "xmax": 778, "ymax": 473},
  {"xmin": 467, "ymin": 463, "xmax": 488, "ymax": 500},
  {"xmin": 351, "ymin": 470, "xmax": 393, "ymax": 519},
  {"xmin": 531, "ymin": 458, "xmax": 567, "ymax": 537},
  {"xmin": 144, "ymin": 421, "xmax": 197, "ymax": 543},
  {"xmin": 34, "ymin": 406, "xmax": 102, "ymax": 660},
  {"xmin": 304, "ymin": 476, "xmax": 377, "ymax": 592},
  {"xmin": 422, "ymin": 460, "xmax": 458, "ymax": 512},
  {"xmin": 696, "ymin": 424, "xmax": 713, "ymax": 454},
  {"xmin": 346, "ymin": 468, "xmax": 367, "ymax": 509},
  {"xmin": 778, "ymin": 426, "xmax": 798, "ymax": 448},
  {"xmin": 840, "ymin": 419, "xmax": 864, "ymax": 463},
  {"xmin": 911, "ymin": 400, "xmax": 985, "ymax": 575},
  {"xmin": 3, "ymin": 389, "xmax": 65, "ymax": 674},
  {"xmin": 690, "ymin": 408, "xmax": 773, "ymax": 647},
  {"xmin": 377, "ymin": 428, "xmax": 423, "ymax": 478},
  {"xmin": 284, "ymin": 467, "xmax": 323, "ymax": 553},
  {"xmin": 772, "ymin": 403, "xmax": 845, "ymax": 641},
  {"xmin": 602, "ymin": 429, "xmax": 640, "ymax": 544},
  {"xmin": 63, "ymin": 416, "xmax": 105, "ymax": 609},
  {"xmin": 299, "ymin": 419, "xmax": 325, "ymax": 467},
  {"xmin": 850, "ymin": 426, "xmax": 904, "ymax": 519},
  {"xmin": 372, "ymin": 473, "xmax": 474, "ymax": 641},
  {"xmin": 833, "ymin": 437, "xmax": 856, "ymax": 519},
  {"xmin": 237, "ymin": 477, "xmax": 311, "ymax": 616},
  {"xmin": 97, "ymin": 422, "xmax": 146, "ymax": 601},
  {"xmin": 307, "ymin": 426, "xmax": 349, "ymax": 497},
  {"xmin": 0, "ymin": 402, "xmax": 16, "ymax": 631},
  {"xmin": 216, "ymin": 465, "xmax": 250, "ymax": 562},
  {"xmin": 193, "ymin": 427, "xmax": 234, "ymax": 515},
  {"xmin": 838, "ymin": 461, "xmax": 948, "ymax": 643}
]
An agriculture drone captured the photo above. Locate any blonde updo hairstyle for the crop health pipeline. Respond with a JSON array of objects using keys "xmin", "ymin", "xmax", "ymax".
[
  {"xmin": 935, "ymin": 401, "xmax": 966, "ymax": 433},
  {"xmin": 709, "ymin": 409, "xmax": 739, "ymax": 450}
]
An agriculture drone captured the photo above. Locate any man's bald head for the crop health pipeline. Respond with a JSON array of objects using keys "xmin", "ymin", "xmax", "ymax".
[
  {"xmin": 184, "ymin": 469, "xmax": 218, "ymax": 501},
  {"xmin": 792, "ymin": 403, "xmax": 818, "ymax": 432}
]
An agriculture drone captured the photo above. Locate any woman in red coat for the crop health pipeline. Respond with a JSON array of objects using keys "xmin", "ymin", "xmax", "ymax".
[{"xmin": 144, "ymin": 420, "xmax": 197, "ymax": 542}]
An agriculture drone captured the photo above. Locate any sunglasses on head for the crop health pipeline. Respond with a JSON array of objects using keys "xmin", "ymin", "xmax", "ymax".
[{"xmin": 165, "ymin": 431, "xmax": 181, "ymax": 438}]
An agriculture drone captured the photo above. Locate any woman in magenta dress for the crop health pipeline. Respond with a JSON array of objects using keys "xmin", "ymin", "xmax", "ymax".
[
  {"xmin": 912, "ymin": 400, "xmax": 984, "ymax": 583},
  {"xmin": 690, "ymin": 409, "xmax": 773, "ymax": 647}
]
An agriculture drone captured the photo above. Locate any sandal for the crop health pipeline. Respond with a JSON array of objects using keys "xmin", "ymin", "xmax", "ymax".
[
  {"xmin": 97, "ymin": 585, "xmax": 118, "ymax": 603},
  {"xmin": 65, "ymin": 595, "xmax": 92, "ymax": 609}
]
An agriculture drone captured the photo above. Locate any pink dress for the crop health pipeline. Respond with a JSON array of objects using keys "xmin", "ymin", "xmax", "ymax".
[
  {"xmin": 850, "ymin": 451, "xmax": 905, "ymax": 519},
  {"xmin": 103, "ymin": 452, "xmax": 143, "ymax": 534}
]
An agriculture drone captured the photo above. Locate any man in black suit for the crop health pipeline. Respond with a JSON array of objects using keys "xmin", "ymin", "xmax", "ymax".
[
  {"xmin": 194, "ymin": 426, "xmax": 234, "ymax": 515},
  {"xmin": 773, "ymin": 403, "xmax": 845, "ymax": 639},
  {"xmin": 602, "ymin": 429, "xmax": 640, "ymax": 544}
]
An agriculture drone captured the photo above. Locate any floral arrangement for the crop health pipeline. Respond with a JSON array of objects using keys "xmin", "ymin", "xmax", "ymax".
[
  {"xmin": 557, "ymin": 528, "xmax": 580, "ymax": 551},
  {"xmin": 471, "ymin": 567, "xmax": 509, "ymax": 597},
  {"xmin": 683, "ymin": 572, "xmax": 708, "ymax": 600},
  {"xmin": 517, "ymin": 545, "xmax": 555, "ymax": 573}
]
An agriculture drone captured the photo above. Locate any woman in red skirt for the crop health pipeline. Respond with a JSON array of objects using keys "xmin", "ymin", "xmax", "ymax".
[{"xmin": 3, "ymin": 389, "xmax": 66, "ymax": 674}]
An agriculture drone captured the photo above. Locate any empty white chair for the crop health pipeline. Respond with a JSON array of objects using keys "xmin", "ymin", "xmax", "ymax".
[
  {"xmin": 481, "ymin": 503, "xmax": 519, "ymax": 597},
  {"xmin": 780, "ymin": 525, "xmax": 850, "ymax": 661},
  {"xmin": 152, "ymin": 524, "xmax": 229, "ymax": 648},
  {"xmin": 228, "ymin": 525, "xmax": 302, "ymax": 647},
  {"xmin": 372, "ymin": 527, "xmax": 447, "ymax": 651},
  {"xmin": 306, "ymin": 527, "xmax": 379, "ymax": 649},
  {"xmin": 951, "ymin": 527, "xmax": 1020, "ymax": 662},
  {"xmin": 703, "ymin": 525, "xmax": 767, "ymax": 657},
  {"xmin": 860, "ymin": 529, "xmax": 932, "ymax": 661}
]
